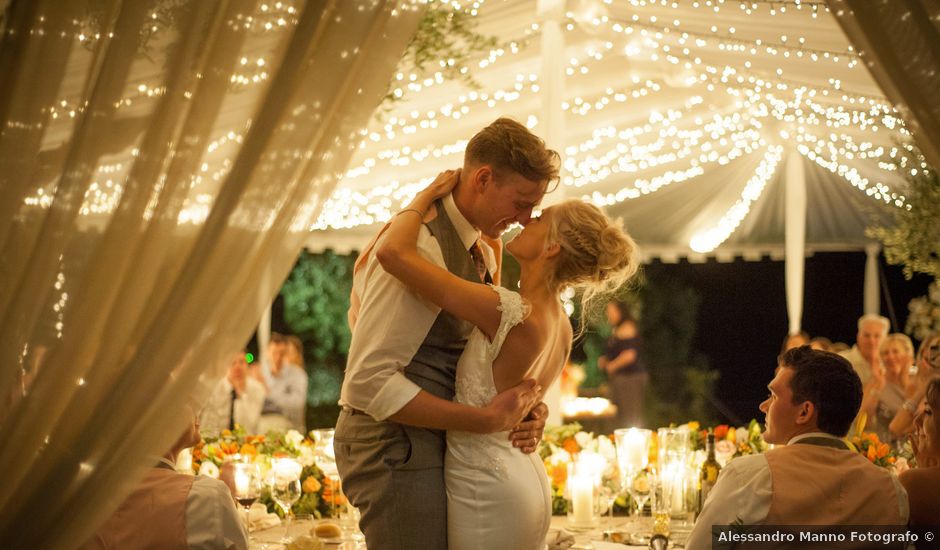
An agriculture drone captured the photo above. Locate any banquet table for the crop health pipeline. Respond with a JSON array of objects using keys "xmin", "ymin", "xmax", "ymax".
[{"xmin": 248, "ymin": 514, "xmax": 693, "ymax": 549}]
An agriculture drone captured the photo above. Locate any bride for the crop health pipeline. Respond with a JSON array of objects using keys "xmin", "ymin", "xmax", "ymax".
[{"xmin": 377, "ymin": 169, "xmax": 638, "ymax": 549}]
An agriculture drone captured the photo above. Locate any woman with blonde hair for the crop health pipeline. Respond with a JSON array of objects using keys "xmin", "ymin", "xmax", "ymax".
[
  {"xmin": 859, "ymin": 333, "xmax": 914, "ymax": 443},
  {"xmin": 376, "ymin": 170, "xmax": 639, "ymax": 549},
  {"xmin": 890, "ymin": 331, "xmax": 940, "ymax": 438}
]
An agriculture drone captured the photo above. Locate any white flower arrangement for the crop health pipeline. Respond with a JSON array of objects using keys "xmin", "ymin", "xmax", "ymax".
[{"xmin": 905, "ymin": 281, "xmax": 940, "ymax": 341}]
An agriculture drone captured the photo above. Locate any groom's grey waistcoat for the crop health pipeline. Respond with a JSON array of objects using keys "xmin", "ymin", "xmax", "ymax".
[{"xmin": 399, "ymin": 199, "xmax": 482, "ymax": 469}]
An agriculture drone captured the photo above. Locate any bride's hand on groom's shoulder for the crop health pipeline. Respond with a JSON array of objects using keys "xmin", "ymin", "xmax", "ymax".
[
  {"xmin": 483, "ymin": 379, "xmax": 541, "ymax": 433},
  {"xmin": 510, "ymin": 402, "xmax": 548, "ymax": 454},
  {"xmin": 420, "ymin": 169, "xmax": 460, "ymax": 201}
]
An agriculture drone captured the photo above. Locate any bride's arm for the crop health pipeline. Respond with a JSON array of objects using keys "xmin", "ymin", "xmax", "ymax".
[{"xmin": 376, "ymin": 169, "xmax": 502, "ymax": 340}]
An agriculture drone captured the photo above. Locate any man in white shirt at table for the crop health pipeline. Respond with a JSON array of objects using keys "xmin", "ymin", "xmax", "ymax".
[
  {"xmin": 686, "ymin": 346, "xmax": 908, "ymax": 550},
  {"xmin": 200, "ymin": 351, "xmax": 265, "ymax": 434},
  {"xmin": 83, "ymin": 408, "xmax": 247, "ymax": 550}
]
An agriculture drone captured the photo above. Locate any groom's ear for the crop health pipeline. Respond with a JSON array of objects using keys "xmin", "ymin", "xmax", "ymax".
[{"xmin": 471, "ymin": 165, "xmax": 493, "ymax": 193}]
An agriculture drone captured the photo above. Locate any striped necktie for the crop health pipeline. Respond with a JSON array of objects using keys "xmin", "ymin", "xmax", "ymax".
[{"xmin": 470, "ymin": 241, "xmax": 492, "ymax": 284}]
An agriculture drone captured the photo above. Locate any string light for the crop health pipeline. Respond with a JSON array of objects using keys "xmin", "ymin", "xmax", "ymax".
[{"xmin": 689, "ymin": 145, "xmax": 783, "ymax": 252}]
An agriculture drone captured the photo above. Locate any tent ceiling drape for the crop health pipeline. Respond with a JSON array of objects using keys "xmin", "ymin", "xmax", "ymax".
[{"xmin": 307, "ymin": 0, "xmax": 930, "ymax": 261}]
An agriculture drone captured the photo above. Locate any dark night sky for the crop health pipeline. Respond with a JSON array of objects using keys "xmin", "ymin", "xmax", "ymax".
[{"xmin": 652, "ymin": 252, "xmax": 933, "ymax": 424}]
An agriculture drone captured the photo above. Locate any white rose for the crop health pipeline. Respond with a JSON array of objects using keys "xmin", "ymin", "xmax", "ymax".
[
  {"xmin": 735, "ymin": 427, "xmax": 748, "ymax": 445},
  {"xmin": 198, "ymin": 461, "xmax": 220, "ymax": 479},
  {"xmin": 298, "ymin": 445, "xmax": 316, "ymax": 467},
  {"xmin": 285, "ymin": 429, "xmax": 304, "ymax": 448},
  {"xmin": 574, "ymin": 431, "xmax": 593, "ymax": 449}
]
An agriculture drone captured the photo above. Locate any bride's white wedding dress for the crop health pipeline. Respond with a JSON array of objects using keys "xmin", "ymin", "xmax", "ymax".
[{"xmin": 446, "ymin": 285, "xmax": 552, "ymax": 550}]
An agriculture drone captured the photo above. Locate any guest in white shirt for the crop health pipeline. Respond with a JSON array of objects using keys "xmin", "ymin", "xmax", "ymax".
[
  {"xmin": 83, "ymin": 409, "xmax": 248, "ymax": 550},
  {"xmin": 200, "ymin": 351, "xmax": 265, "ymax": 434},
  {"xmin": 839, "ymin": 313, "xmax": 889, "ymax": 384},
  {"xmin": 687, "ymin": 346, "xmax": 908, "ymax": 550},
  {"xmin": 259, "ymin": 333, "xmax": 308, "ymax": 431}
]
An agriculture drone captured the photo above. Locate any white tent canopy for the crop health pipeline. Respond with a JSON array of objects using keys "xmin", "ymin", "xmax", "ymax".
[
  {"xmin": 308, "ymin": 0, "xmax": 916, "ymax": 258},
  {"xmin": 303, "ymin": 0, "xmax": 927, "ymax": 333}
]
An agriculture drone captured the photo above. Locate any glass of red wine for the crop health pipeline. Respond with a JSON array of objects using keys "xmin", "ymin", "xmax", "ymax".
[{"xmin": 232, "ymin": 462, "xmax": 262, "ymax": 537}]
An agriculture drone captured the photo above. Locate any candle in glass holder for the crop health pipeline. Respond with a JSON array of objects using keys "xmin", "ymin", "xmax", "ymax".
[
  {"xmin": 234, "ymin": 466, "xmax": 251, "ymax": 495},
  {"xmin": 615, "ymin": 428, "xmax": 651, "ymax": 475},
  {"xmin": 570, "ymin": 472, "xmax": 594, "ymax": 525}
]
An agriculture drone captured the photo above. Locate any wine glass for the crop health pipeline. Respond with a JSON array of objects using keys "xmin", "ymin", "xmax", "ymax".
[
  {"xmin": 599, "ymin": 477, "xmax": 620, "ymax": 528},
  {"xmin": 627, "ymin": 469, "xmax": 651, "ymax": 525},
  {"xmin": 232, "ymin": 463, "xmax": 262, "ymax": 537},
  {"xmin": 270, "ymin": 457, "xmax": 303, "ymax": 543}
]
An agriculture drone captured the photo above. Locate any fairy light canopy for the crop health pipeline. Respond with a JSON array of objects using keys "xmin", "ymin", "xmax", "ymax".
[{"xmin": 308, "ymin": 0, "xmax": 926, "ymax": 260}]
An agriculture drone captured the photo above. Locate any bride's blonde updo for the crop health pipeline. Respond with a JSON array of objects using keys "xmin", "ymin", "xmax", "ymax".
[{"xmin": 546, "ymin": 199, "xmax": 639, "ymax": 308}]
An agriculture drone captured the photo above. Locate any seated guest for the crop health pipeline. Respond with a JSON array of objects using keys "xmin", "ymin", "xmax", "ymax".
[
  {"xmin": 840, "ymin": 313, "xmax": 890, "ymax": 384},
  {"xmin": 686, "ymin": 346, "xmax": 908, "ymax": 550},
  {"xmin": 857, "ymin": 333, "xmax": 913, "ymax": 443},
  {"xmin": 259, "ymin": 333, "xmax": 308, "ymax": 431},
  {"xmin": 890, "ymin": 332, "xmax": 940, "ymax": 438},
  {"xmin": 899, "ymin": 378, "xmax": 940, "ymax": 528},
  {"xmin": 200, "ymin": 351, "xmax": 265, "ymax": 434},
  {"xmin": 83, "ymin": 409, "xmax": 248, "ymax": 549}
]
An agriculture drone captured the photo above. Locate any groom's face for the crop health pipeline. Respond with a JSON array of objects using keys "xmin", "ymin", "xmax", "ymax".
[
  {"xmin": 759, "ymin": 367, "xmax": 804, "ymax": 445},
  {"xmin": 474, "ymin": 168, "xmax": 546, "ymax": 239}
]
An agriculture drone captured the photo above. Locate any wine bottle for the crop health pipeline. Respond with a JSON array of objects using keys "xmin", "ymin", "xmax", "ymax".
[{"xmin": 699, "ymin": 433, "xmax": 721, "ymax": 510}]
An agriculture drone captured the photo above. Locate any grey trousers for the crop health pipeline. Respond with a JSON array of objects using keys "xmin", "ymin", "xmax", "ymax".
[{"xmin": 334, "ymin": 409, "xmax": 447, "ymax": 550}]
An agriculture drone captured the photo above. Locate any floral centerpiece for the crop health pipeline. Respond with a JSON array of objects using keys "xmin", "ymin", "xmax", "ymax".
[
  {"xmin": 539, "ymin": 423, "xmax": 621, "ymax": 515},
  {"xmin": 190, "ymin": 426, "xmax": 338, "ymax": 518}
]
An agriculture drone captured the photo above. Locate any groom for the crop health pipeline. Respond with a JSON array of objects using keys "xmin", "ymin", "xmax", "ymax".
[{"xmin": 335, "ymin": 117, "xmax": 560, "ymax": 549}]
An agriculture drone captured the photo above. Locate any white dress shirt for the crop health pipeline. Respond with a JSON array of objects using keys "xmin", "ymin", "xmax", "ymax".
[
  {"xmin": 158, "ymin": 458, "xmax": 248, "ymax": 550},
  {"xmin": 199, "ymin": 377, "xmax": 265, "ymax": 434},
  {"xmin": 340, "ymin": 194, "xmax": 493, "ymax": 421},
  {"xmin": 685, "ymin": 433, "xmax": 908, "ymax": 550}
]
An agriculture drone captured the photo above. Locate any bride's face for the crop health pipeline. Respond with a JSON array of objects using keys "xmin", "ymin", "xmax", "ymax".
[{"xmin": 505, "ymin": 207, "xmax": 554, "ymax": 261}]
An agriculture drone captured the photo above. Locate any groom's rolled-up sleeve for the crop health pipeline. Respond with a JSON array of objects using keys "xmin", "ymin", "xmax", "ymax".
[{"xmin": 340, "ymin": 227, "xmax": 445, "ymax": 421}]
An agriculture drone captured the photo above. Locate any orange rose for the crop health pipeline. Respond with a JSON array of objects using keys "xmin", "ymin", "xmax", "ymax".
[
  {"xmin": 562, "ymin": 438, "xmax": 580, "ymax": 454},
  {"xmin": 876, "ymin": 443, "xmax": 889, "ymax": 459},
  {"xmin": 302, "ymin": 476, "xmax": 321, "ymax": 494},
  {"xmin": 866, "ymin": 444, "xmax": 877, "ymax": 462},
  {"xmin": 239, "ymin": 443, "xmax": 257, "ymax": 457},
  {"xmin": 714, "ymin": 425, "xmax": 729, "ymax": 440}
]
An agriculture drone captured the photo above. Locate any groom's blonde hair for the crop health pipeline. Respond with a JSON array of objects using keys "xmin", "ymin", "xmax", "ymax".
[{"xmin": 464, "ymin": 117, "xmax": 560, "ymax": 185}]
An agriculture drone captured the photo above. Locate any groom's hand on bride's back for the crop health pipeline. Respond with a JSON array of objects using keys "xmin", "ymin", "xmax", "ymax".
[
  {"xmin": 484, "ymin": 379, "xmax": 541, "ymax": 433},
  {"xmin": 510, "ymin": 402, "xmax": 547, "ymax": 454}
]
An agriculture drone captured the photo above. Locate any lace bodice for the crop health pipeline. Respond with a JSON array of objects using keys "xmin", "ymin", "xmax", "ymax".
[{"xmin": 452, "ymin": 285, "xmax": 528, "ymax": 408}]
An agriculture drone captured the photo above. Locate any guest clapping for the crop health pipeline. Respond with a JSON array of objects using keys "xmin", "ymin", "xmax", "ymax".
[
  {"xmin": 859, "ymin": 333, "xmax": 914, "ymax": 444},
  {"xmin": 200, "ymin": 351, "xmax": 265, "ymax": 434},
  {"xmin": 899, "ymin": 378, "xmax": 940, "ymax": 528},
  {"xmin": 259, "ymin": 333, "xmax": 308, "ymax": 431},
  {"xmin": 890, "ymin": 332, "xmax": 940, "ymax": 438}
]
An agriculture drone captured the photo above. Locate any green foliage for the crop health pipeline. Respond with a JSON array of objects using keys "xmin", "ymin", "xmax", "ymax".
[
  {"xmin": 280, "ymin": 250, "xmax": 355, "ymax": 420},
  {"xmin": 639, "ymin": 274, "xmax": 718, "ymax": 427},
  {"xmin": 382, "ymin": 3, "xmax": 500, "ymax": 108},
  {"xmin": 868, "ymin": 150, "xmax": 940, "ymax": 279}
]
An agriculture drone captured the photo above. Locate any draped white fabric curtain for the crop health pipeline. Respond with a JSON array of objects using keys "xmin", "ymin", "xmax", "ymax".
[{"xmin": 0, "ymin": 0, "xmax": 422, "ymax": 547}]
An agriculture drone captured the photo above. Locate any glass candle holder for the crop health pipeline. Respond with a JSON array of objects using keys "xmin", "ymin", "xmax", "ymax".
[{"xmin": 566, "ymin": 460, "xmax": 601, "ymax": 529}]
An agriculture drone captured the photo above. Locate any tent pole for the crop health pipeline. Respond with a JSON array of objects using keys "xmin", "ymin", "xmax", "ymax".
[
  {"xmin": 784, "ymin": 147, "xmax": 806, "ymax": 335},
  {"xmin": 864, "ymin": 243, "xmax": 881, "ymax": 315},
  {"xmin": 538, "ymin": 0, "xmax": 565, "ymax": 425}
]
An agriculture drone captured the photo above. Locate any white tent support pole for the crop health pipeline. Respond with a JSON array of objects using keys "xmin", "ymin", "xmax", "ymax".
[
  {"xmin": 864, "ymin": 243, "xmax": 881, "ymax": 315},
  {"xmin": 258, "ymin": 264, "xmax": 272, "ymax": 361},
  {"xmin": 784, "ymin": 147, "xmax": 806, "ymax": 335},
  {"xmin": 538, "ymin": 0, "xmax": 565, "ymax": 424}
]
